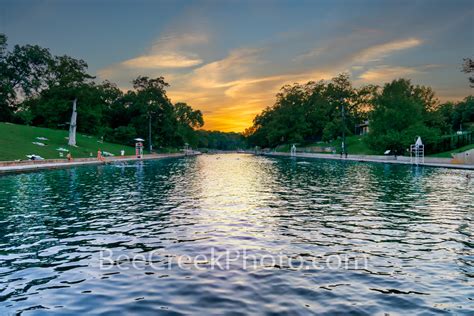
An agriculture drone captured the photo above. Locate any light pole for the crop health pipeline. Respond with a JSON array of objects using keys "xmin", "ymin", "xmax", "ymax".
[
  {"xmin": 341, "ymin": 98, "xmax": 346, "ymax": 157},
  {"xmin": 148, "ymin": 112, "xmax": 152, "ymax": 152}
]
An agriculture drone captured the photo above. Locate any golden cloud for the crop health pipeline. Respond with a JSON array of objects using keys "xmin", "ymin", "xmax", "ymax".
[
  {"xmin": 358, "ymin": 64, "xmax": 441, "ymax": 83},
  {"xmin": 166, "ymin": 46, "xmax": 338, "ymax": 131},
  {"xmin": 122, "ymin": 53, "xmax": 202, "ymax": 69},
  {"xmin": 191, "ymin": 48, "xmax": 263, "ymax": 88},
  {"xmin": 119, "ymin": 33, "xmax": 209, "ymax": 69},
  {"xmin": 359, "ymin": 65, "xmax": 419, "ymax": 81},
  {"xmin": 97, "ymin": 32, "xmax": 207, "ymax": 74},
  {"xmin": 97, "ymin": 34, "xmax": 428, "ymax": 132}
]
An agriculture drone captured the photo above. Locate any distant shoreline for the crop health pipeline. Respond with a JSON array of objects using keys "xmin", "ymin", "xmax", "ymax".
[{"xmin": 262, "ymin": 152, "xmax": 474, "ymax": 170}]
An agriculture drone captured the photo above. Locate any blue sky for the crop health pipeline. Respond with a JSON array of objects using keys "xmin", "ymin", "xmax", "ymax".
[{"xmin": 1, "ymin": 0, "xmax": 473, "ymax": 131}]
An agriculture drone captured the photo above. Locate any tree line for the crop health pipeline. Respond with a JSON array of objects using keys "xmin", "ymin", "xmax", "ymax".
[
  {"xmin": 2, "ymin": 33, "xmax": 472, "ymax": 154},
  {"xmin": 196, "ymin": 130, "xmax": 246, "ymax": 151},
  {"xmin": 0, "ymin": 33, "xmax": 205, "ymax": 150},
  {"xmin": 245, "ymin": 73, "xmax": 473, "ymax": 154}
]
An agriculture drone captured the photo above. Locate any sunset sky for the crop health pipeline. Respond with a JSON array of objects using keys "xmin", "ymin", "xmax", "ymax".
[{"xmin": 1, "ymin": 0, "xmax": 473, "ymax": 131}]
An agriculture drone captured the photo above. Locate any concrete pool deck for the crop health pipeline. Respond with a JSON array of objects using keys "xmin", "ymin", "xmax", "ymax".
[
  {"xmin": 0, "ymin": 153, "xmax": 195, "ymax": 174},
  {"xmin": 262, "ymin": 152, "xmax": 474, "ymax": 170}
]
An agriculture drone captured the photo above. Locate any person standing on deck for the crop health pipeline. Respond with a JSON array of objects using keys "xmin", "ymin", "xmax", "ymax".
[{"xmin": 97, "ymin": 148, "xmax": 105, "ymax": 162}]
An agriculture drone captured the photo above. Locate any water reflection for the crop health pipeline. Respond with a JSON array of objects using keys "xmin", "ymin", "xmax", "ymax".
[{"xmin": 0, "ymin": 154, "xmax": 472, "ymax": 314}]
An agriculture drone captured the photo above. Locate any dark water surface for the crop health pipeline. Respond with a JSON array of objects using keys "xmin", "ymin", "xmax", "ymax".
[{"xmin": 0, "ymin": 154, "xmax": 473, "ymax": 315}]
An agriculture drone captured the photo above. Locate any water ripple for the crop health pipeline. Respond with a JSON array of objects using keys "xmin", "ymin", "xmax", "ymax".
[{"xmin": 0, "ymin": 154, "xmax": 473, "ymax": 314}]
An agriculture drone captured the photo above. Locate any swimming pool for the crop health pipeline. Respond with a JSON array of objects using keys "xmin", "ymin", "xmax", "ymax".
[{"xmin": 0, "ymin": 154, "xmax": 472, "ymax": 314}]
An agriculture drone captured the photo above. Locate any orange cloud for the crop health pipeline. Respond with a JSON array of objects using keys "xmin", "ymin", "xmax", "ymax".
[
  {"xmin": 166, "ymin": 46, "xmax": 339, "ymax": 131},
  {"xmin": 359, "ymin": 65, "xmax": 419, "ymax": 82},
  {"xmin": 190, "ymin": 48, "xmax": 263, "ymax": 88},
  {"xmin": 122, "ymin": 53, "xmax": 202, "ymax": 69},
  {"xmin": 357, "ymin": 64, "xmax": 441, "ymax": 84},
  {"xmin": 97, "ymin": 34, "xmax": 429, "ymax": 132}
]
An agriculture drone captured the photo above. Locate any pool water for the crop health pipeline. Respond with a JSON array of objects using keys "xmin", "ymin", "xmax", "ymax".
[{"xmin": 0, "ymin": 154, "xmax": 472, "ymax": 315}]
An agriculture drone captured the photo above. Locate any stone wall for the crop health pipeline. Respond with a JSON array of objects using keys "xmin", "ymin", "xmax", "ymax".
[{"xmin": 452, "ymin": 149, "xmax": 474, "ymax": 165}]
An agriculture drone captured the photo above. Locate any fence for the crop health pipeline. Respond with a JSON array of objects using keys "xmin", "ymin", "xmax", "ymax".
[{"xmin": 436, "ymin": 132, "xmax": 473, "ymax": 153}]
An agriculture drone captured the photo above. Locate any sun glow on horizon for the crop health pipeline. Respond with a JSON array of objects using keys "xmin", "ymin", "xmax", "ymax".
[{"xmin": 94, "ymin": 6, "xmax": 472, "ymax": 132}]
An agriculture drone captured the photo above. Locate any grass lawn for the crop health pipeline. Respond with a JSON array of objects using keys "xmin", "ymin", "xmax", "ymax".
[
  {"xmin": 428, "ymin": 143, "xmax": 474, "ymax": 158},
  {"xmin": 0, "ymin": 122, "xmax": 136, "ymax": 161},
  {"xmin": 326, "ymin": 135, "xmax": 376, "ymax": 155},
  {"xmin": 274, "ymin": 135, "xmax": 376, "ymax": 155}
]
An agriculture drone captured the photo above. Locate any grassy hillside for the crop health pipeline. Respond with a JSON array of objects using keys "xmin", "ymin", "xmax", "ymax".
[
  {"xmin": 0, "ymin": 122, "xmax": 136, "ymax": 161},
  {"xmin": 326, "ymin": 135, "xmax": 376, "ymax": 155},
  {"xmin": 275, "ymin": 135, "xmax": 375, "ymax": 155},
  {"xmin": 428, "ymin": 143, "xmax": 474, "ymax": 158}
]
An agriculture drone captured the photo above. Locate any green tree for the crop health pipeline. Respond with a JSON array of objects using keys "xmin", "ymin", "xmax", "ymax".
[
  {"xmin": 366, "ymin": 79, "xmax": 441, "ymax": 154},
  {"xmin": 174, "ymin": 102, "xmax": 204, "ymax": 147},
  {"xmin": 246, "ymin": 73, "xmax": 371, "ymax": 149},
  {"xmin": 452, "ymin": 96, "xmax": 474, "ymax": 131},
  {"xmin": 462, "ymin": 58, "xmax": 474, "ymax": 88},
  {"xmin": 0, "ymin": 34, "xmax": 205, "ymax": 150},
  {"xmin": 22, "ymin": 55, "xmax": 98, "ymax": 131},
  {"xmin": 127, "ymin": 76, "xmax": 177, "ymax": 148},
  {"xmin": 197, "ymin": 130, "xmax": 246, "ymax": 150},
  {"xmin": 431, "ymin": 102, "xmax": 455, "ymax": 134},
  {"xmin": 0, "ymin": 34, "xmax": 10, "ymax": 120},
  {"xmin": 0, "ymin": 34, "xmax": 53, "ymax": 121}
]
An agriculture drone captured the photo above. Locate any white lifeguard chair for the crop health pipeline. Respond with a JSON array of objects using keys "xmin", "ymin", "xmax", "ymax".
[
  {"xmin": 410, "ymin": 136, "xmax": 424, "ymax": 165},
  {"xmin": 290, "ymin": 144, "xmax": 296, "ymax": 157},
  {"xmin": 184, "ymin": 143, "xmax": 190, "ymax": 156},
  {"xmin": 134, "ymin": 138, "xmax": 144, "ymax": 158}
]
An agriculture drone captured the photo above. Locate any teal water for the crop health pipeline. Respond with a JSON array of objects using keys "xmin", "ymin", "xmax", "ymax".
[{"xmin": 0, "ymin": 154, "xmax": 473, "ymax": 315}]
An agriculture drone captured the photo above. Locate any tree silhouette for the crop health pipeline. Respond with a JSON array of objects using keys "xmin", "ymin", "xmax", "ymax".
[{"xmin": 462, "ymin": 58, "xmax": 474, "ymax": 88}]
